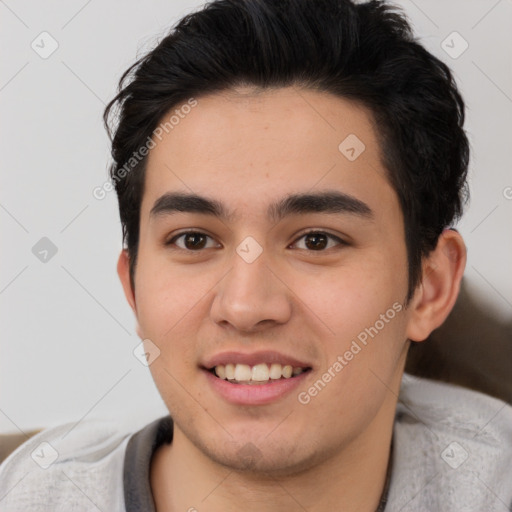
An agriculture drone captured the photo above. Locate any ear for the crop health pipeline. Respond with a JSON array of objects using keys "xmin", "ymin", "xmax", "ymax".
[
  {"xmin": 406, "ymin": 229, "xmax": 467, "ymax": 342},
  {"xmin": 117, "ymin": 249, "xmax": 144, "ymax": 338}
]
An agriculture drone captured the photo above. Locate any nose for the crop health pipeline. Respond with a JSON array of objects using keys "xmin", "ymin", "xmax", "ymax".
[{"xmin": 210, "ymin": 248, "xmax": 292, "ymax": 333}]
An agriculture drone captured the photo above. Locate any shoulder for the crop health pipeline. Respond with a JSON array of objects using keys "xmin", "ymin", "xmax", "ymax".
[
  {"xmin": 387, "ymin": 373, "xmax": 512, "ymax": 511},
  {"xmin": 397, "ymin": 373, "xmax": 512, "ymax": 447},
  {"xmin": 0, "ymin": 418, "xmax": 133, "ymax": 512}
]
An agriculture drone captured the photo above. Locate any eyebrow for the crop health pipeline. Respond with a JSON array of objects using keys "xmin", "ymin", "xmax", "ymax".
[{"xmin": 150, "ymin": 191, "xmax": 374, "ymax": 223}]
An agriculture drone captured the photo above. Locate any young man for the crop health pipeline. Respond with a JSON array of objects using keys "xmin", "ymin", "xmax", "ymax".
[{"xmin": 1, "ymin": 0, "xmax": 511, "ymax": 510}]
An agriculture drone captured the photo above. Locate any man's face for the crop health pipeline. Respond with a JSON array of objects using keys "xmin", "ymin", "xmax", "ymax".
[{"xmin": 122, "ymin": 87, "xmax": 416, "ymax": 475}]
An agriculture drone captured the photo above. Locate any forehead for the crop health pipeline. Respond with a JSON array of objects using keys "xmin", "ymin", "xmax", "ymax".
[{"xmin": 141, "ymin": 86, "xmax": 397, "ymax": 222}]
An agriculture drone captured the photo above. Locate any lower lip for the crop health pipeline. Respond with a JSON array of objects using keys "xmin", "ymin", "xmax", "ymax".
[{"xmin": 202, "ymin": 369, "xmax": 310, "ymax": 406}]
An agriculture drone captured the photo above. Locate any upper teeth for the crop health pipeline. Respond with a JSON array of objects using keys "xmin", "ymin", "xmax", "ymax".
[{"xmin": 214, "ymin": 363, "xmax": 305, "ymax": 383}]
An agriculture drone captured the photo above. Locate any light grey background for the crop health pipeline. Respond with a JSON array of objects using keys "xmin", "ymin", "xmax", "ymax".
[{"xmin": 1, "ymin": 0, "xmax": 511, "ymax": 434}]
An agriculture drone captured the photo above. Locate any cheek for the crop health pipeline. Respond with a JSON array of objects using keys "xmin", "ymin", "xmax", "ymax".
[
  {"xmin": 294, "ymin": 256, "xmax": 406, "ymax": 339},
  {"xmin": 293, "ymin": 253, "xmax": 409, "ymax": 406},
  {"xmin": 295, "ymin": 271, "xmax": 408, "ymax": 434},
  {"xmin": 135, "ymin": 249, "xmax": 206, "ymax": 330},
  {"xmin": 133, "ymin": 266, "xmax": 213, "ymax": 377}
]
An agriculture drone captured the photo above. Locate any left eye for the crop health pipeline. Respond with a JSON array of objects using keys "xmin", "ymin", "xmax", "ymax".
[
  {"xmin": 291, "ymin": 231, "xmax": 345, "ymax": 251},
  {"xmin": 168, "ymin": 232, "xmax": 219, "ymax": 251}
]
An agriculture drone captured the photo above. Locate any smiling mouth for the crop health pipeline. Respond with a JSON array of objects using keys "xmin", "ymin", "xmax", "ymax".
[{"xmin": 208, "ymin": 363, "xmax": 312, "ymax": 385}]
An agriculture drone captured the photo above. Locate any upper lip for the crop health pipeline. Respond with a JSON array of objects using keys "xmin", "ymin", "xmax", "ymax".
[{"xmin": 202, "ymin": 351, "xmax": 312, "ymax": 370}]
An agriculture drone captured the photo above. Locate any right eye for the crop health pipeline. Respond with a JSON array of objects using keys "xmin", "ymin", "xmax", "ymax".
[{"xmin": 166, "ymin": 231, "xmax": 220, "ymax": 251}]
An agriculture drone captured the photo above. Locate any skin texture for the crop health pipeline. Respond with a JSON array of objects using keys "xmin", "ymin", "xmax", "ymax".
[{"xmin": 117, "ymin": 86, "xmax": 466, "ymax": 511}]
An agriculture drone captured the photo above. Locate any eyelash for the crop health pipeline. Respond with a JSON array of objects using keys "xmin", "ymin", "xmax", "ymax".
[{"xmin": 165, "ymin": 230, "xmax": 346, "ymax": 253}]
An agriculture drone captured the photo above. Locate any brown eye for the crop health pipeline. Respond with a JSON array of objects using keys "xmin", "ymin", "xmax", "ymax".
[
  {"xmin": 167, "ymin": 232, "xmax": 218, "ymax": 251},
  {"xmin": 292, "ymin": 231, "xmax": 345, "ymax": 251},
  {"xmin": 304, "ymin": 232, "xmax": 328, "ymax": 250},
  {"xmin": 183, "ymin": 233, "xmax": 207, "ymax": 249}
]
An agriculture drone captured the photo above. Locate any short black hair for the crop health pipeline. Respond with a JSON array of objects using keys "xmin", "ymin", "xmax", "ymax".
[{"xmin": 104, "ymin": 0, "xmax": 469, "ymax": 302}]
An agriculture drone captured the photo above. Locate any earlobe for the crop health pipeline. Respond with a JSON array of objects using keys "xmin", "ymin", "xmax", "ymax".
[
  {"xmin": 406, "ymin": 229, "xmax": 467, "ymax": 342},
  {"xmin": 117, "ymin": 249, "xmax": 143, "ymax": 337}
]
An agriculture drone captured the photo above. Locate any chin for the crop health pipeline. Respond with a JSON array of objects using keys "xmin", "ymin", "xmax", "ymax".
[{"xmin": 191, "ymin": 431, "xmax": 329, "ymax": 478}]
